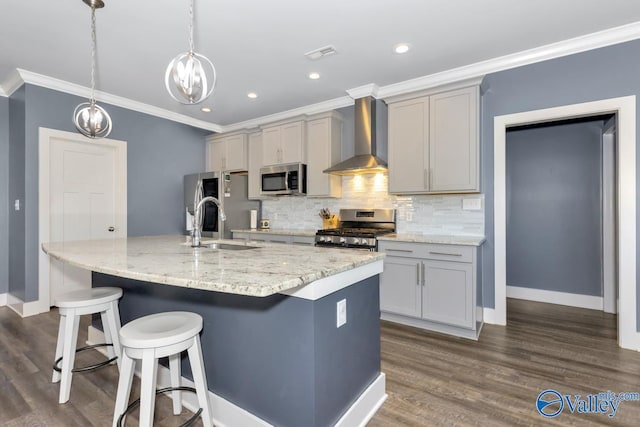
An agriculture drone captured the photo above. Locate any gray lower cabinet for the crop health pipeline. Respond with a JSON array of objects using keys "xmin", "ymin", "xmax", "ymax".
[
  {"xmin": 379, "ymin": 240, "xmax": 481, "ymax": 339},
  {"xmin": 379, "ymin": 256, "xmax": 421, "ymax": 317},
  {"xmin": 422, "ymin": 260, "xmax": 473, "ymax": 328}
]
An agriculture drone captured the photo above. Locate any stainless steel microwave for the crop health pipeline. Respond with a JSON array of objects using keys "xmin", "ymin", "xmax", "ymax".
[{"xmin": 260, "ymin": 163, "xmax": 307, "ymax": 196}]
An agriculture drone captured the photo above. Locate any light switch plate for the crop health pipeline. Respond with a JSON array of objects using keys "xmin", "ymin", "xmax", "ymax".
[
  {"xmin": 14, "ymin": 199, "xmax": 20, "ymax": 211},
  {"xmin": 462, "ymin": 198, "xmax": 482, "ymax": 210},
  {"xmin": 337, "ymin": 299, "xmax": 347, "ymax": 328}
]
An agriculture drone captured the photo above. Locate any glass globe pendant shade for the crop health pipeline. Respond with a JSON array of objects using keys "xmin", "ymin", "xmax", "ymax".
[
  {"xmin": 165, "ymin": 51, "xmax": 216, "ymax": 104},
  {"xmin": 73, "ymin": 101, "xmax": 112, "ymax": 138}
]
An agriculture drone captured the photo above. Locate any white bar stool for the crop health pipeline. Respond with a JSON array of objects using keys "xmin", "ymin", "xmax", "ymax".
[
  {"xmin": 113, "ymin": 311, "xmax": 213, "ymax": 427},
  {"xmin": 52, "ymin": 287, "xmax": 123, "ymax": 404}
]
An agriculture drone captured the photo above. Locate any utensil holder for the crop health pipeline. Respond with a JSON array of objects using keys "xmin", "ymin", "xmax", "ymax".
[{"xmin": 322, "ymin": 216, "xmax": 339, "ymax": 229}]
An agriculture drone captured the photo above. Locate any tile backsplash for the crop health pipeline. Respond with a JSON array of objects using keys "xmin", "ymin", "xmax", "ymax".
[{"xmin": 261, "ymin": 174, "xmax": 484, "ymax": 236}]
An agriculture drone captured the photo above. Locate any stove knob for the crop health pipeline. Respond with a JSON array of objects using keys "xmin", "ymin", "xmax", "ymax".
[
  {"xmin": 339, "ymin": 237, "xmax": 346, "ymax": 244},
  {"xmin": 351, "ymin": 238, "xmax": 360, "ymax": 245}
]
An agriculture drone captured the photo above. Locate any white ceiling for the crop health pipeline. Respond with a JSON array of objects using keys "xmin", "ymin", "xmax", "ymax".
[{"xmin": 2, "ymin": 0, "xmax": 640, "ymax": 129}]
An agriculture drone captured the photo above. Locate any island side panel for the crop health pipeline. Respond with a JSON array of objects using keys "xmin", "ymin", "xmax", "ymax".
[
  {"xmin": 93, "ymin": 272, "xmax": 381, "ymax": 427},
  {"xmin": 313, "ymin": 275, "xmax": 381, "ymax": 427}
]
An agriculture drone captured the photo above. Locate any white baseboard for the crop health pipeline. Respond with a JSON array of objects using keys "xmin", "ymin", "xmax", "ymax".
[
  {"xmin": 6, "ymin": 293, "xmax": 49, "ymax": 317},
  {"xmin": 507, "ymin": 285, "xmax": 603, "ymax": 310},
  {"xmin": 0, "ymin": 293, "xmax": 6, "ymax": 306},
  {"xmin": 335, "ymin": 374, "xmax": 386, "ymax": 427},
  {"xmin": 482, "ymin": 307, "xmax": 502, "ymax": 325},
  {"xmin": 89, "ymin": 326, "xmax": 386, "ymax": 426}
]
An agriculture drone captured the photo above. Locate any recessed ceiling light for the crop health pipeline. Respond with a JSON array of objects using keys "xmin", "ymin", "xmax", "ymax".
[
  {"xmin": 247, "ymin": 92, "xmax": 258, "ymax": 99},
  {"xmin": 200, "ymin": 107, "xmax": 211, "ymax": 113},
  {"xmin": 308, "ymin": 72, "xmax": 320, "ymax": 80},
  {"xmin": 394, "ymin": 43, "xmax": 410, "ymax": 54}
]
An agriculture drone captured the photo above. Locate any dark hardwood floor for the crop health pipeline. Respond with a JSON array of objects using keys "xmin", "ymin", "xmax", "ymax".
[
  {"xmin": 370, "ymin": 299, "xmax": 640, "ymax": 426},
  {"xmin": 1, "ymin": 299, "xmax": 639, "ymax": 426}
]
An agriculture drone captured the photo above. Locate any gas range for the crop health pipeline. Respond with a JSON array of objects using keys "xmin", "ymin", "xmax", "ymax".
[{"xmin": 315, "ymin": 209, "xmax": 396, "ymax": 251}]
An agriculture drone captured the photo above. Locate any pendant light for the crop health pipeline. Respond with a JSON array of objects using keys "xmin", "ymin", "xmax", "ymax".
[
  {"xmin": 165, "ymin": 0, "xmax": 216, "ymax": 105},
  {"xmin": 73, "ymin": 0, "xmax": 112, "ymax": 139}
]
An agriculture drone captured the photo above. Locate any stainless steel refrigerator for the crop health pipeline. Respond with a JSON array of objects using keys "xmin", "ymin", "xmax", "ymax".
[{"xmin": 184, "ymin": 172, "xmax": 260, "ymax": 239}]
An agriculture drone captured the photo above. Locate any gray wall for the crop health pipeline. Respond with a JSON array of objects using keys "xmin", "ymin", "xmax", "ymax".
[
  {"xmin": 480, "ymin": 39, "xmax": 640, "ymax": 330},
  {"xmin": 506, "ymin": 120, "xmax": 603, "ymax": 296},
  {"xmin": 0, "ymin": 96, "xmax": 8, "ymax": 294},
  {"xmin": 7, "ymin": 84, "xmax": 209, "ymax": 302},
  {"xmin": 8, "ymin": 86, "xmax": 26, "ymax": 301}
]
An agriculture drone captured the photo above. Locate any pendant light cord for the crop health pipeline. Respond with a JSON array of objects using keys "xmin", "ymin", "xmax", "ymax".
[
  {"xmin": 90, "ymin": 5, "xmax": 97, "ymax": 104},
  {"xmin": 188, "ymin": 0, "xmax": 195, "ymax": 53}
]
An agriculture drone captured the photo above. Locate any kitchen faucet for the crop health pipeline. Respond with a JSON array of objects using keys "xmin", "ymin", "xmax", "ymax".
[{"xmin": 192, "ymin": 179, "xmax": 226, "ymax": 248}]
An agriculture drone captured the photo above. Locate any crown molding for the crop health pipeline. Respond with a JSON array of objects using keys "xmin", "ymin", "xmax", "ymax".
[
  {"xmin": 346, "ymin": 84, "xmax": 380, "ymax": 99},
  {"xmin": 2, "ymin": 69, "xmax": 223, "ymax": 132},
  {"xmin": 3, "ymin": 22, "xmax": 639, "ymax": 132},
  {"xmin": 378, "ymin": 21, "xmax": 640, "ymax": 99},
  {"xmin": 220, "ymin": 96, "xmax": 353, "ymax": 133},
  {"xmin": 2, "ymin": 69, "xmax": 25, "ymax": 97}
]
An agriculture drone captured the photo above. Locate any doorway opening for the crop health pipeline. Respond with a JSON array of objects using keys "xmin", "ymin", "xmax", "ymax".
[
  {"xmin": 493, "ymin": 96, "xmax": 637, "ymax": 350},
  {"xmin": 505, "ymin": 114, "xmax": 618, "ymax": 341}
]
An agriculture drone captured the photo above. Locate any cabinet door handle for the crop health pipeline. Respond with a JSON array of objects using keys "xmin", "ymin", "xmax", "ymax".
[
  {"xmin": 416, "ymin": 263, "xmax": 421, "ymax": 286},
  {"xmin": 386, "ymin": 248, "xmax": 413, "ymax": 253},
  {"xmin": 429, "ymin": 251, "xmax": 463, "ymax": 256},
  {"xmin": 421, "ymin": 262, "xmax": 426, "ymax": 286},
  {"xmin": 423, "ymin": 169, "xmax": 428, "ymax": 189}
]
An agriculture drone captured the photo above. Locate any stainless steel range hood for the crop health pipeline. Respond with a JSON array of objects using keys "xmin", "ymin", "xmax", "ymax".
[{"xmin": 323, "ymin": 96, "xmax": 387, "ymax": 175}]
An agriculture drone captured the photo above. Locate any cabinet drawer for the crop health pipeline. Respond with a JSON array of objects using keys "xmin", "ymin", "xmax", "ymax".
[{"xmin": 380, "ymin": 241, "xmax": 473, "ymax": 262}]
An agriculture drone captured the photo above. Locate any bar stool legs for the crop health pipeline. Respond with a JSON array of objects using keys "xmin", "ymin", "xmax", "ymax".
[
  {"xmin": 188, "ymin": 336, "xmax": 214, "ymax": 425},
  {"xmin": 113, "ymin": 312, "xmax": 213, "ymax": 427},
  {"xmin": 52, "ymin": 287, "xmax": 123, "ymax": 404}
]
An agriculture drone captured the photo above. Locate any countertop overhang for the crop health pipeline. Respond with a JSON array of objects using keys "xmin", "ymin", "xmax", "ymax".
[{"xmin": 42, "ymin": 235, "xmax": 384, "ymax": 298}]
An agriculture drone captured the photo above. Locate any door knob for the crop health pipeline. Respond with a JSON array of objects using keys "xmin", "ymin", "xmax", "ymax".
[{"xmin": 108, "ymin": 226, "xmax": 115, "ymax": 232}]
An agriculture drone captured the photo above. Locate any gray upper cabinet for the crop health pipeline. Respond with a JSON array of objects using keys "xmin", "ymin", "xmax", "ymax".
[
  {"xmin": 247, "ymin": 131, "xmax": 264, "ymax": 199},
  {"xmin": 387, "ymin": 84, "xmax": 479, "ymax": 194},
  {"xmin": 388, "ymin": 97, "xmax": 429, "ymax": 194},
  {"xmin": 429, "ymin": 87, "xmax": 478, "ymax": 192},
  {"xmin": 306, "ymin": 112, "xmax": 342, "ymax": 198},
  {"xmin": 206, "ymin": 132, "xmax": 248, "ymax": 172},
  {"xmin": 261, "ymin": 119, "xmax": 306, "ymax": 166}
]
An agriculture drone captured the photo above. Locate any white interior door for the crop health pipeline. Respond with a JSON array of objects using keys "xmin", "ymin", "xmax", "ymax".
[{"xmin": 49, "ymin": 136, "xmax": 119, "ymax": 305}]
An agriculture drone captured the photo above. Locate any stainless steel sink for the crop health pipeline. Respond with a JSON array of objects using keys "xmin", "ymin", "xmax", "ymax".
[{"xmin": 199, "ymin": 242, "xmax": 259, "ymax": 251}]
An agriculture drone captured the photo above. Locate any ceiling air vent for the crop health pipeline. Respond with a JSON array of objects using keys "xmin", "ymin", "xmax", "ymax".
[{"xmin": 304, "ymin": 45, "xmax": 337, "ymax": 60}]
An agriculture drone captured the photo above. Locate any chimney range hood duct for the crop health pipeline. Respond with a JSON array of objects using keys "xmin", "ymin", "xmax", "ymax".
[{"xmin": 323, "ymin": 96, "xmax": 387, "ymax": 175}]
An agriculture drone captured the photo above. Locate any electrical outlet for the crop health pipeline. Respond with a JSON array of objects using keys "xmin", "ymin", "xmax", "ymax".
[
  {"xmin": 337, "ymin": 299, "xmax": 347, "ymax": 328},
  {"xmin": 462, "ymin": 198, "xmax": 482, "ymax": 210},
  {"xmin": 14, "ymin": 199, "xmax": 20, "ymax": 211}
]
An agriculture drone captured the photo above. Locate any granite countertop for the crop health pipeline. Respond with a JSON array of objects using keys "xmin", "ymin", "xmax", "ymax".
[
  {"xmin": 378, "ymin": 233, "xmax": 486, "ymax": 246},
  {"xmin": 42, "ymin": 235, "xmax": 383, "ymax": 297},
  {"xmin": 231, "ymin": 229, "xmax": 317, "ymax": 237}
]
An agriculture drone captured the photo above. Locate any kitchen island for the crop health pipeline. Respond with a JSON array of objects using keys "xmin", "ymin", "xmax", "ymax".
[{"xmin": 42, "ymin": 235, "xmax": 386, "ymax": 427}]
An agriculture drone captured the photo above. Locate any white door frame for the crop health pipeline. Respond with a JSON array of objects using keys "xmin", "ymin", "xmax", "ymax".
[
  {"xmin": 493, "ymin": 96, "xmax": 637, "ymax": 350},
  {"xmin": 602, "ymin": 124, "xmax": 617, "ymax": 314},
  {"xmin": 36, "ymin": 128, "xmax": 127, "ymax": 315}
]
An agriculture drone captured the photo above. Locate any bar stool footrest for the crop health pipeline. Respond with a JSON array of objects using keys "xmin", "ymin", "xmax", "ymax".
[
  {"xmin": 53, "ymin": 343, "xmax": 118, "ymax": 373},
  {"xmin": 116, "ymin": 386, "xmax": 203, "ymax": 427}
]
